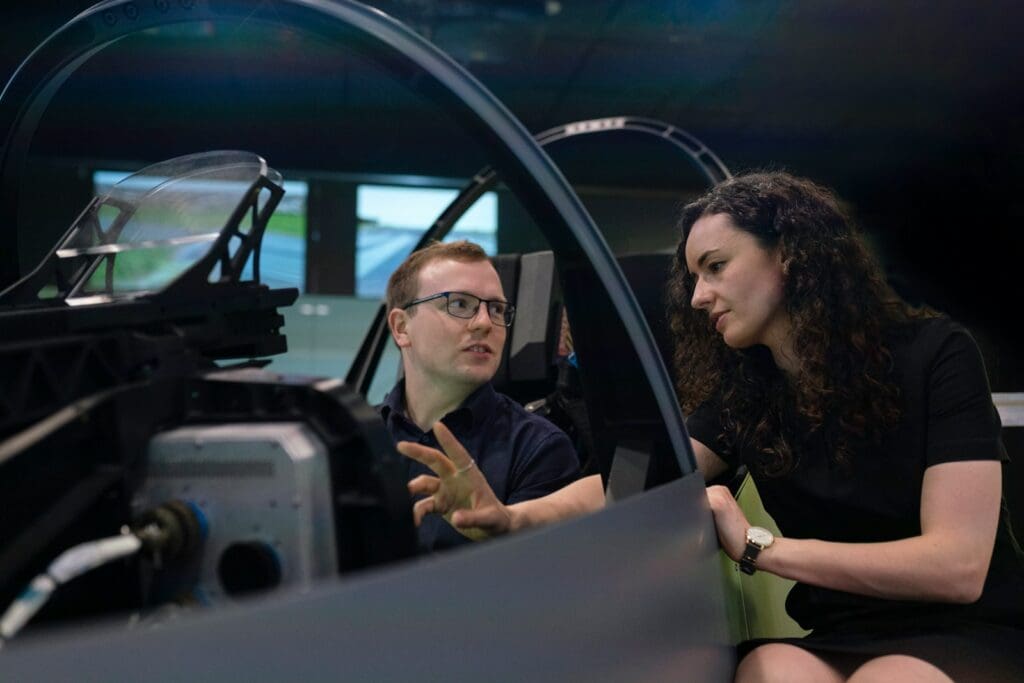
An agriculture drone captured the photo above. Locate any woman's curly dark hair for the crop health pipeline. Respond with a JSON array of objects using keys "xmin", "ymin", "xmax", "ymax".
[{"xmin": 667, "ymin": 172, "xmax": 933, "ymax": 476}]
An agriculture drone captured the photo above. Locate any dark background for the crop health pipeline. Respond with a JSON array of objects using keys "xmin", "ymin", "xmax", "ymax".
[{"xmin": 1, "ymin": 0, "xmax": 1022, "ymax": 389}]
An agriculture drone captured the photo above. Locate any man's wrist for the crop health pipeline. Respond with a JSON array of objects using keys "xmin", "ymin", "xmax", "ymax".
[{"xmin": 506, "ymin": 503, "xmax": 525, "ymax": 533}]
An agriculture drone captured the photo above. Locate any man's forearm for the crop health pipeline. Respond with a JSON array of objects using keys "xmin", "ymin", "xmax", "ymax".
[{"xmin": 508, "ymin": 474, "xmax": 605, "ymax": 531}]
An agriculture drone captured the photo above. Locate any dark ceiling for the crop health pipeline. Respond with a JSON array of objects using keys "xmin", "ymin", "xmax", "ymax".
[{"xmin": 2, "ymin": 0, "xmax": 1023, "ymax": 384}]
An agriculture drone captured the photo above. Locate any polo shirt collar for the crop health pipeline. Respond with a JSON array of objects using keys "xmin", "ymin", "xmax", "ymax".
[
  {"xmin": 459, "ymin": 381, "xmax": 499, "ymax": 432},
  {"xmin": 380, "ymin": 380, "xmax": 498, "ymax": 435}
]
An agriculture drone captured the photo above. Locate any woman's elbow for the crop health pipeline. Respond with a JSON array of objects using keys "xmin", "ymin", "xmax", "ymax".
[
  {"xmin": 946, "ymin": 581, "xmax": 984, "ymax": 605},
  {"xmin": 943, "ymin": 558, "xmax": 989, "ymax": 604}
]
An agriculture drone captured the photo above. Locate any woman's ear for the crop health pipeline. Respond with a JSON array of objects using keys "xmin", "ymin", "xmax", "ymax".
[
  {"xmin": 387, "ymin": 308, "xmax": 412, "ymax": 348},
  {"xmin": 776, "ymin": 248, "xmax": 792, "ymax": 275}
]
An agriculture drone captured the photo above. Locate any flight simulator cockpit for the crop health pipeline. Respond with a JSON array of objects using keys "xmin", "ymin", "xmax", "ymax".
[{"xmin": 0, "ymin": 1, "xmax": 739, "ymax": 680}]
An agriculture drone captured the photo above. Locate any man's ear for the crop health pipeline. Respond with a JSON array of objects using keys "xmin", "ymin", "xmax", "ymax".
[{"xmin": 387, "ymin": 308, "xmax": 412, "ymax": 349}]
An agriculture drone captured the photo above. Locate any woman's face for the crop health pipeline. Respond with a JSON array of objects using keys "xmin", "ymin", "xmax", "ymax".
[{"xmin": 684, "ymin": 212, "xmax": 791, "ymax": 354}]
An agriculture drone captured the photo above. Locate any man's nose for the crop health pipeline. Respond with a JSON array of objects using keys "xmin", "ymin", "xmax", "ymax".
[{"xmin": 467, "ymin": 302, "xmax": 493, "ymax": 330}]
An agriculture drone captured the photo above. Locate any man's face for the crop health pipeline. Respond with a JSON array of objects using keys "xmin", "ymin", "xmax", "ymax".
[{"xmin": 393, "ymin": 258, "xmax": 508, "ymax": 395}]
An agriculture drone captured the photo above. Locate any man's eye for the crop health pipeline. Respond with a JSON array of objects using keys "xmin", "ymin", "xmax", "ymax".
[
  {"xmin": 488, "ymin": 302, "xmax": 507, "ymax": 316},
  {"xmin": 449, "ymin": 295, "xmax": 472, "ymax": 310}
]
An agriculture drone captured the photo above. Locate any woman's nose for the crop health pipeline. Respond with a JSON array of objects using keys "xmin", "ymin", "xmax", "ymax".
[{"xmin": 691, "ymin": 277, "xmax": 711, "ymax": 310}]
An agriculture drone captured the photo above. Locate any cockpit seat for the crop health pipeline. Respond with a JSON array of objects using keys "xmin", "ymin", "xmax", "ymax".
[{"xmin": 491, "ymin": 249, "xmax": 679, "ymax": 476}]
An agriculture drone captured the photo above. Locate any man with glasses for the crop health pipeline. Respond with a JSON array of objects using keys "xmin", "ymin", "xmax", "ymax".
[{"xmin": 381, "ymin": 240, "xmax": 580, "ymax": 552}]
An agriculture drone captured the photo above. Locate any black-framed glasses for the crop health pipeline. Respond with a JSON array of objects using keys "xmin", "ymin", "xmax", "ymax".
[{"xmin": 403, "ymin": 291, "xmax": 516, "ymax": 327}]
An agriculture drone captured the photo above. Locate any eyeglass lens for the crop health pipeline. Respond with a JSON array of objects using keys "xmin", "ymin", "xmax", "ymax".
[{"xmin": 446, "ymin": 292, "xmax": 513, "ymax": 326}]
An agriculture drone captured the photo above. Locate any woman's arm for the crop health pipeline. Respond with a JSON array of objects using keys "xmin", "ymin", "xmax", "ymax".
[
  {"xmin": 708, "ymin": 459, "xmax": 1002, "ymax": 603},
  {"xmin": 691, "ymin": 438, "xmax": 730, "ymax": 482}
]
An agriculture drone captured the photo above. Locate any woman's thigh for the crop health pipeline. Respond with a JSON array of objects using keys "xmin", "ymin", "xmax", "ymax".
[
  {"xmin": 848, "ymin": 655, "xmax": 952, "ymax": 683},
  {"xmin": 735, "ymin": 643, "xmax": 845, "ymax": 683}
]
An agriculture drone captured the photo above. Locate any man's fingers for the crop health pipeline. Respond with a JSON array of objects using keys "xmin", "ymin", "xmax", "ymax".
[
  {"xmin": 407, "ymin": 474, "xmax": 441, "ymax": 497},
  {"xmin": 451, "ymin": 507, "xmax": 508, "ymax": 534},
  {"xmin": 412, "ymin": 496, "xmax": 436, "ymax": 527},
  {"xmin": 432, "ymin": 421, "xmax": 475, "ymax": 472},
  {"xmin": 397, "ymin": 426, "xmax": 476, "ymax": 478},
  {"xmin": 396, "ymin": 440, "xmax": 454, "ymax": 476}
]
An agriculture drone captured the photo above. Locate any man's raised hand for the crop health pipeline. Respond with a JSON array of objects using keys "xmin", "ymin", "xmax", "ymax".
[{"xmin": 397, "ymin": 421, "xmax": 514, "ymax": 541}]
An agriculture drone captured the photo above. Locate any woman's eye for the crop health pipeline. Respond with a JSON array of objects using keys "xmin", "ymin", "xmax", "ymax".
[{"xmin": 708, "ymin": 261, "xmax": 725, "ymax": 274}]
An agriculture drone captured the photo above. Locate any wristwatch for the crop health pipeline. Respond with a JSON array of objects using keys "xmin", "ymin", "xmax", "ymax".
[{"xmin": 739, "ymin": 526, "xmax": 775, "ymax": 575}]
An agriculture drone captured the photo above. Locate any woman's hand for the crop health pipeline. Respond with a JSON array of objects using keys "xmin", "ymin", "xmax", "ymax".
[
  {"xmin": 706, "ymin": 484, "xmax": 752, "ymax": 562},
  {"xmin": 396, "ymin": 421, "xmax": 514, "ymax": 541}
]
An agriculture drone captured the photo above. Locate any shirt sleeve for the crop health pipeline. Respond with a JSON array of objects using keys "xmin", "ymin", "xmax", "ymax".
[
  {"xmin": 925, "ymin": 324, "xmax": 1008, "ymax": 466},
  {"xmin": 684, "ymin": 393, "xmax": 740, "ymax": 470},
  {"xmin": 506, "ymin": 429, "xmax": 581, "ymax": 505}
]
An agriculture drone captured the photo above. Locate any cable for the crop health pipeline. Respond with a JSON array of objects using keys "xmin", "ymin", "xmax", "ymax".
[
  {"xmin": 0, "ymin": 533, "xmax": 142, "ymax": 646},
  {"xmin": 0, "ymin": 499, "xmax": 204, "ymax": 648}
]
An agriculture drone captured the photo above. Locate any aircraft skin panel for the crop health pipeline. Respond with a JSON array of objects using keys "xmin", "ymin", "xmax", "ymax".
[{"xmin": 0, "ymin": 472, "xmax": 735, "ymax": 682}]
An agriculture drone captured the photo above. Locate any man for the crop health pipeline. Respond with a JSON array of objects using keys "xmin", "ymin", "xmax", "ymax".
[{"xmin": 381, "ymin": 240, "xmax": 580, "ymax": 552}]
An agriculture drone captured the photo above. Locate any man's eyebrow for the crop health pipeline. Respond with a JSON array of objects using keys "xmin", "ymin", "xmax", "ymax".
[{"xmin": 451, "ymin": 290, "xmax": 509, "ymax": 303}]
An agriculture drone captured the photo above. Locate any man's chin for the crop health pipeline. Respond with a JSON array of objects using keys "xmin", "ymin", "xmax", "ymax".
[{"xmin": 456, "ymin": 364, "xmax": 498, "ymax": 386}]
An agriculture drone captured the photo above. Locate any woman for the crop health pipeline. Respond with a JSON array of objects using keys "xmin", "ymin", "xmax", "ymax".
[{"xmin": 398, "ymin": 172, "xmax": 1023, "ymax": 682}]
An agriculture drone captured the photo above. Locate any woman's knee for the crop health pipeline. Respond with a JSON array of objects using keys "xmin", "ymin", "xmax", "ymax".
[
  {"xmin": 735, "ymin": 643, "xmax": 845, "ymax": 683},
  {"xmin": 848, "ymin": 655, "xmax": 953, "ymax": 683}
]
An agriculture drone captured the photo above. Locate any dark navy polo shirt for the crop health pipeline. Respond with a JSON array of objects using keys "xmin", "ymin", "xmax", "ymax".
[{"xmin": 379, "ymin": 381, "xmax": 581, "ymax": 552}]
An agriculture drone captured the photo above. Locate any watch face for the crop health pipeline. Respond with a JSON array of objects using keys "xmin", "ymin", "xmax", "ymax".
[{"xmin": 747, "ymin": 527, "xmax": 774, "ymax": 546}]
